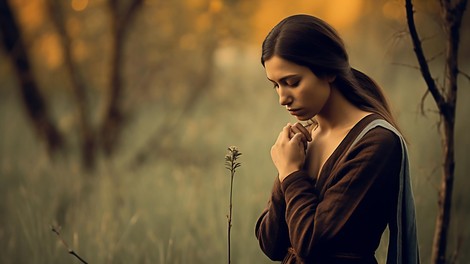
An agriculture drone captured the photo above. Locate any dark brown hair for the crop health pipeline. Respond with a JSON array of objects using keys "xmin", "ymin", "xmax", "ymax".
[{"xmin": 262, "ymin": 14, "xmax": 400, "ymax": 132}]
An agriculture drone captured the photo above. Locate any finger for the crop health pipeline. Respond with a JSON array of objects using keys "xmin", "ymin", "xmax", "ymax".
[
  {"xmin": 293, "ymin": 122, "xmax": 312, "ymax": 141},
  {"xmin": 291, "ymin": 132, "xmax": 307, "ymax": 150},
  {"xmin": 291, "ymin": 132, "xmax": 307, "ymax": 151},
  {"xmin": 279, "ymin": 124, "xmax": 292, "ymax": 142},
  {"xmin": 290, "ymin": 125, "xmax": 304, "ymax": 137},
  {"xmin": 289, "ymin": 127, "xmax": 296, "ymax": 139},
  {"xmin": 290, "ymin": 125, "xmax": 307, "ymax": 144}
]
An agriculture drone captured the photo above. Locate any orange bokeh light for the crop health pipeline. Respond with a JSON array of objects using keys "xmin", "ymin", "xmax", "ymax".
[
  {"xmin": 252, "ymin": 0, "xmax": 364, "ymax": 44},
  {"xmin": 71, "ymin": 0, "xmax": 88, "ymax": 12}
]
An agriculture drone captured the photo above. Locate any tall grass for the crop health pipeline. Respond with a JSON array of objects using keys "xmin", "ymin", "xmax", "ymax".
[
  {"xmin": 0, "ymin": 149, "xmax": 271, "ymax": 263},
  {"xmin": 1, "ymin": 46, "xmax": 470, "ymax": 263},
  {"xmin": 0, "ymin": 68, "xmax": 276, "ymax": 263}
]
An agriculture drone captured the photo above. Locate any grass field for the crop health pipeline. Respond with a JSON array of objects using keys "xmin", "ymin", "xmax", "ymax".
[{"xmin": 1, "ymin": 46, "xmax": 470, "ymax": 263}]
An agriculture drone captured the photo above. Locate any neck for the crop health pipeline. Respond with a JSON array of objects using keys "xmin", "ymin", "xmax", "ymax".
[{"xmin": 315, "ymin": 86, "xmax": 370, "ymax": 132}]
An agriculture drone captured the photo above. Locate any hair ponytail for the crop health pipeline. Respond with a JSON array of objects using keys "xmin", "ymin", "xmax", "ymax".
[
  {"xmin": 350, "ymin": 68, "xmax": 400, "ymax": 131},
  {"xmin": 351, "ymin": 68, "xmax": 388, "ymax": 109}
]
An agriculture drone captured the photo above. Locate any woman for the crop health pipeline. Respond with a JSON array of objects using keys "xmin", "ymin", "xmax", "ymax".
[{"xmin": 255, "ymin": 14, "xmax": 419, "ymax": 264}]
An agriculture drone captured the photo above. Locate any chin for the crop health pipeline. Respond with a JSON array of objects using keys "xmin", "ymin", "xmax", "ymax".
[
  {"xmin": 296, "ymin": 114, "xmax": 315, "ymax": 121},
  {"xmin": 296, "ymin": 116, "xmax": 310, "ymax": 121}
]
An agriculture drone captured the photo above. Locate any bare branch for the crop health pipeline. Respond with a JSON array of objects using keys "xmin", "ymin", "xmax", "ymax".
[
  {"xmin": 448, "ymin": 234, "xmax": 463, "ymax": 264},
  {"xmin": 438, "ymin": 0, "xmax": 468, "ymax": 114},
  {"xmin": 427, "ymin": 50, "xmax": 445, "ymax": 64},
  {"xmin": 419, "ymin": 89, "xmax": 430, "ymax": 116},
  {"xmin": 423, "ymin": 164, "xmax": 441, "ymax": 192},
  {"xmin": 391, "ymin": 62, "xmax": 420, "ymax": 70},
  {"xmin": 459, "ymin": 70, "xmax": 470, "ymax": 82},
  {"xmin": 384, "ymin": 28, "xmax": 408, "ymax": 61},
  {"xmin": 121, "ymin": 0, "xmax": 144, "ymax": 29},
  {"xmin": 420, "ymin": 32, "xmax": 442, "ymax": 44},
  {"xmin": 0, "ymin": 0, "xmax": 63, "ymax": 153},
  {"xmin": 405, "ymin": 0, "xmax": 447, "ymax": 112}
]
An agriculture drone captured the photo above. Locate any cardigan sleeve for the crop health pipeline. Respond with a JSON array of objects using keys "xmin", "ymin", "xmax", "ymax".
[
  {"xmin": 279, "ymin": 128, "xmax": 401, "ymax": 262},
  {"xmin": 255, "ymin": 175, "xmax": 296, "ymax": 260}
]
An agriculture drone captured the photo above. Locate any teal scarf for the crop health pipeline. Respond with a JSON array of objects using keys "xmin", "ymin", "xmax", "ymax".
[{"xmin": 349, "ymin": 119, "xmax": 420, "ymax": 264}]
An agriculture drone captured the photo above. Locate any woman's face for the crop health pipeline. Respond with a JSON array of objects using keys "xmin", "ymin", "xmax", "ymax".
[{"xmin": 265, "ymin": 56, "xmax": 332, "ymax": 121}]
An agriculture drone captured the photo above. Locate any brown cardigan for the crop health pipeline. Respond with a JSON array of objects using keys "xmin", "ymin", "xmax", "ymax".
[{"xmin": 255, "ymin": 114, "xmax": 401, "ymax": 264}]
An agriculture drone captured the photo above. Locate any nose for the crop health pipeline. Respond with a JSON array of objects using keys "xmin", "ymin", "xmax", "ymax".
[{"xmin": 278, "ymin": 86, "xmax": 292, "ymax": 106}]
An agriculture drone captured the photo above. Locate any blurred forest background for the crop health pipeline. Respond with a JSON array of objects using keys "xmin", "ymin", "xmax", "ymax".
[{"xmin": 0, "ymin": 0, "xmax": 469, "ymax": 263}]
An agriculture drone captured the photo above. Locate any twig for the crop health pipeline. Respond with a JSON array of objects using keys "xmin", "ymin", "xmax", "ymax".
[
  {"xmin": 225, "ymin": 146, "xmax": 242, "ymax": 264},
  {"xmin": 459, "ymin": 70, "xmax": 470, "ymax": 82},
  {"xmin": 420, "ymin": 32, "xmax": 441, "ymax": 44},
  {"xmin": 51, "ymin": 225, "xmax": 88, "ymax": 264},
  {"xmin": 426, "ymin": 50, "xmax": 444, "ymax": 63},
  {"xmin": 419, "ymin": 89, "xmax": 430, "ymax": 116},
  {"xmin": 448, "ymin": 233, "xmax": 463, "ymax": 264},
  {"xmin": 391, "ymin": 62, "xmax": 420, "ymax": 70}
]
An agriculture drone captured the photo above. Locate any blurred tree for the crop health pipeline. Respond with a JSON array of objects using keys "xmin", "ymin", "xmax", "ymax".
[
  {"xmin": 0, "ymin": 0, "xmax": 64, "ymax": 154},
  {"xmin": 15, "ymin": 0, "xmax": 145, "ymax": 169},
  {"xmin": 405, "ymin": 0, "xmax": 468, "ymax": 263},
  {"xmin": 101, "ymin": 0, "xmax": 143, "ymax": 156},
  {"xmin": 1, "ymin": 0, "xmax": 256, "ymax": 171},
  {"xmin": 130, "ymin": 0, "xmax": 257, "ymax": 167},
  {"xmin": 46, "ymin": 0, "xmax": 96, "ymax": 169}
]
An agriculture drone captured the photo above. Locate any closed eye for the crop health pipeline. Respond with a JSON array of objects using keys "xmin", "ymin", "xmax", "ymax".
[
  {"xmin": 267, "ymin": 79, "xmax": 279, "ymax": 89},
  {"xmin": 286, "ymin": 80, "xmax": 299, "ymax": 87},
  {"xmin": 267, "ymin": 75, "xmax": 300, "ymax": 89}
]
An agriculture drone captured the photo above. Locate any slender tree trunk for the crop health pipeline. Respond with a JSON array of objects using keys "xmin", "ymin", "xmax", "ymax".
[
  {"xmin": 405, "ymin": 0, "xmax": 467, "ymax": 263},
  {"xmin": 433, "ymin": 117, "xmax": 455, "ymax": 264},
  {"xmin": 0, "ymin": 0, "xmax": 63, "ymax": 154},
  {"xmin": 432, "ymin": 0, "xmax": 466, "ymax": 262},
  {"xmin": 47, "ymin": 0, "xmax": 96, "ymax": 169},
  {"xmin": 101, "ymin": 0, "xmax": 143, "ymax": 156},
  {"xmin": 101, "ymin": 29, "xmax": 125, "ymax": 156}
]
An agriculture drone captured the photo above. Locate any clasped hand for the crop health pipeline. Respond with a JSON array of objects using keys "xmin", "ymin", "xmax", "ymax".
[{"xmin": 271, "ymin": 123, "xmax": 312, "ymax": 182}]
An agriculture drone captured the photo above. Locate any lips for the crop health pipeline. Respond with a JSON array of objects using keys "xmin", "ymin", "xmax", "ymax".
[{"xmin": 287, "ymin": 108, "xmax": 302, "ymax": 115}]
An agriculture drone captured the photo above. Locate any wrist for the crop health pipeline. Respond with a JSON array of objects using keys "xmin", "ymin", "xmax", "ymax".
[{"xmin": 278, "ymin": 167, "xmax": 301, "ymax": 182}]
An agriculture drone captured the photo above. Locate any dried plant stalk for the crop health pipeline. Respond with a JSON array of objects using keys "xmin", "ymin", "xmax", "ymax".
[
  {"xmin": 225, "ymin": 146, "xmax": 242, "ymax": 264},
  {"xmin": 51, "ymin": 225, "xmax": 88, "ymax": 264}
]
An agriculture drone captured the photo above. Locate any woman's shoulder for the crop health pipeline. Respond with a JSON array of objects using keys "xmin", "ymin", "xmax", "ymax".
[
  {"xmin": 354, "ymin": 114, "xmax": 402, "ymax": 147},
  {"xmin": 344, "ymin": 124, "xmax": 402, "ymax": 168},
  {"xmin": 349, "ymin": 125, "xmax": 402, "ymax": 161},
  {"xmin": 363, "ymin": 125, "xmax": 401, "ymax": 147}
]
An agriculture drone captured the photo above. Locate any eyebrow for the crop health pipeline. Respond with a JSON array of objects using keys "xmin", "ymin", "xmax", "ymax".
[{"xmin": 267, "ymin": 74, "xmax": 299, "ymax": 83}]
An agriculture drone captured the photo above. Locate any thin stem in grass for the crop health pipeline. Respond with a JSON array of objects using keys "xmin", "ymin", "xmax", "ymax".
[
  {"xmin": 225, "ymin": 146, "xmax": 241, "ymax": 264},
  {"xmin": 51, "ymin": 225, "xmax": 88, "ymax": 264}
]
